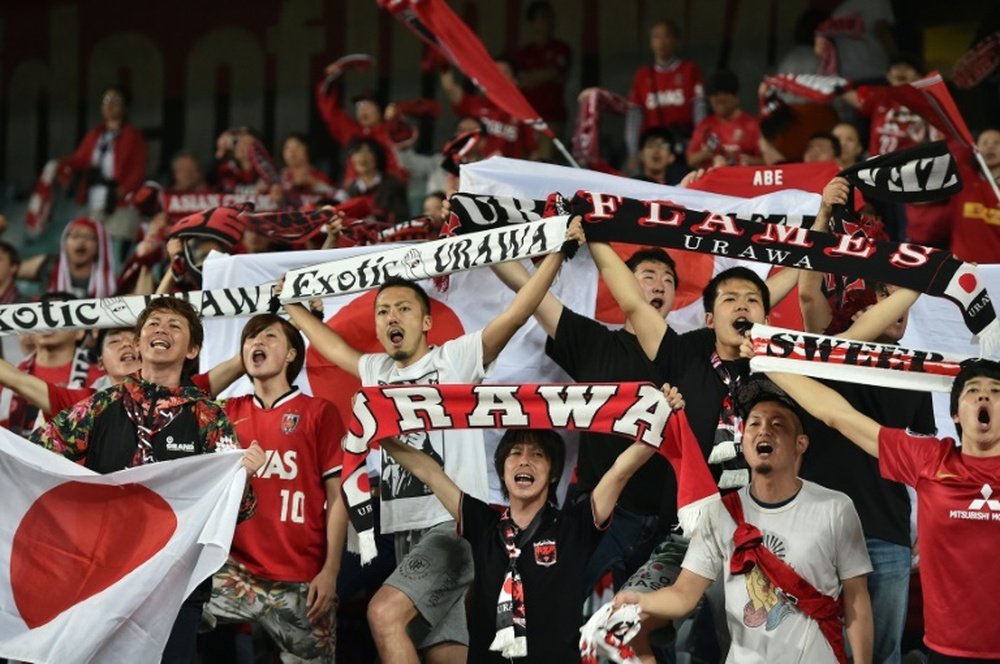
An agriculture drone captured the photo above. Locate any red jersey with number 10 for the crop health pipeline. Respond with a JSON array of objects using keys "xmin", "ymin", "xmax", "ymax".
[{"xmin": 225, "ymin": 389, "xmax": 344, "ymax": 582}]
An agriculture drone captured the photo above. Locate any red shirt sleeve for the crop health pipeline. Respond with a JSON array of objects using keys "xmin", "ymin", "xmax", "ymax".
[
  {"xmin": 878, "ymin": 426, "xmax": 947, "ymax": 487},
  {"xmin": 315, "ymin": 81, "xmax": 361, "ymax": 146},
  {"xmin": 191, "ymin": 372, "xmax": 211, "ymax": 394}
]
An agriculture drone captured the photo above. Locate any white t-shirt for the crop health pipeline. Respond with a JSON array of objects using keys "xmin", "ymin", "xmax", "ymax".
[
  {"xmin": 683, "ymin": 480, "xmax": 872, "ymax": 664},
  {"xmin": 358, "ymin": 331, "xmax": 491, "ymax": 533}
]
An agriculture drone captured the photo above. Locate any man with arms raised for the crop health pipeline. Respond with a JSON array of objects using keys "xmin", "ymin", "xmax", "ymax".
[
  {"xmin": 493, "ymin": 248, "xmax": 678, "ymax": 594},
  {"xmin": 616, "ymin": 378, "xmax": 873, "ymax": 663},
  {"xmin": 283, "ymin": 219, "xmax": 582, "ymax": 663},
  {"xmin": 762, "ymin": 359, "xmax": 1000, "ymax": 662}
]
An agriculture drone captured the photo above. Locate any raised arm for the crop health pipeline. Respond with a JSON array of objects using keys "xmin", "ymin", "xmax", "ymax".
[
  {"xmin": 0, "ymin": 357, "xmax": 51, "ymax": 414},
  {"xmin": 764, "ymin": 267, "xmax": 799, "ymax": 310},
  {"xmin": 381, "ymin": 437, "xmax": 461, "ymax": 519},
  {"xmin": 591, "ymin": 441, "xmax": 656, "ymax": 525},
  {"xmin": 206, "ymin": 352, "xmax": 246, "ymax": 398},
  {"xmin": 284, "ymin": 301, "xmax": 362, "ymax": 378},
  {"xmin": 799, "ymin": 178, "xmax": 848, "ymax": 333},
  {"xmin": 490, "ymin": 259, "xmax": 565, "ymax": 338},
  {"xmin": 837, "ymin": 286, "xmax": 919, "ymax": 342},
  {"xmin": 591, "ymin": 383, "xmax": 683, "ymax": 524},
  {"xmin": 480, "ymin": 218, "xmax": 582, "ymax": 364},
  {"xmin": 766, "ymin": 372, "xmax": 881, "ymax": 457},
  {"xmin": 588, "ymin": 241, "xmax": 667, "ymax": 360}
]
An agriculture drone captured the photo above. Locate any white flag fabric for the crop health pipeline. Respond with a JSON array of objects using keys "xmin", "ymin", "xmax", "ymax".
[
  {"xmin": 460, "ymin": 156, "xmax": 820, "ymax": 332},
  {"xmin": 0, "ymin": 429, "xmax": 246, "ymax": 664}
]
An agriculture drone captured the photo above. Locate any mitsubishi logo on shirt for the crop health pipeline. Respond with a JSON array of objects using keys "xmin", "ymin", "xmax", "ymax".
[
  {"xmin": 968, "ymin": 484, "xmax": 1000, "ymax": 511},
  {"xmin": 950, "ymin": 484, "xmax": 1000, "ymax": 522}
]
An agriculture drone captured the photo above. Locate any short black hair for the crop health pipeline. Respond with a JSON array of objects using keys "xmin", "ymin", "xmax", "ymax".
[
  {"xmin": 347, "ymin": 136, "xmax": 388, "ymax": 174},
  {"xmin": 493, "ymin": 429, "xmax": 566, "ymax": 500},
  {"xmin": 808, "ymin": 131, "xmax": 842, "ymax": 158},
  {"xmin": 650, "ymin": 18, "xmax": 681, "ymax": 39},
  {"xmin": 282, "ymin": 132, "xmax": 312, "ymax": 161},
  {"xmin": 639, "ymin": 126, "xmax": 677, "ymax": 153},
  {"xmin": 526, "ymin": 0, "xmax": 553, "ymax": 22},
  {"xmin": 950, "ymin": 358, "xmax": 1000, "ymax": 439},
  {"xmin": 707, "ymin": 69, "xmax": 740, "ymax": 96},
  {"xmin": 240, "ymin": 313, "xmax": 306, "ymax": 384},
  {"xmin": 737, "ymin": 375, "xmax": 805, "ymax": 435},
  {"xmin": 625, "ymin": 247, "xmax": 678, "ymax": 288},
  {"xmin": 377, "ymin": 276, "xmax": 432, "ymax": 316},
  {"xmin": 90, "ymin": 327, "xmax": 134, "ymax": 364},
  {"xmin": 702, "ymin": 266, "xmax": 771, "ymax": 314}
]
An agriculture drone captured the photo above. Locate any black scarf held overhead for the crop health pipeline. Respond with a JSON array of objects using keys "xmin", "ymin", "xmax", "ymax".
[{"xmin": 563, "ymin": 190, "xmax": 999, "ymax": 355}]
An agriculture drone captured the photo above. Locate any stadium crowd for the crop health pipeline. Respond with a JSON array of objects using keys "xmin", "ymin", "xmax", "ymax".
[{"xmin": 0, "ymin": 1, "xmax": 999, "ymax": 663}]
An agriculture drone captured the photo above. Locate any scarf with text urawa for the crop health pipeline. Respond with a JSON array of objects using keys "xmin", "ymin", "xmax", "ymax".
[
  {"xmin": 340, "ymin": 382, "xmax": 717, "ymax": 564},
  {"xmin": 568, "ymin": 190, "xmax": 999, "ymax": 352}
]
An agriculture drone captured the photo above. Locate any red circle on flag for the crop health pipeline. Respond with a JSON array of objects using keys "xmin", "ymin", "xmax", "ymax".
[{"xmin": 11, "ymin": 482, "xmax": 177, "ymax": 629}]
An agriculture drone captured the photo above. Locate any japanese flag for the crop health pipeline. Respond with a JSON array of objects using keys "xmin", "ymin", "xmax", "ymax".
[{"xmin": 0, "ymin": 429, "xmax": 246, "ymax": 663}]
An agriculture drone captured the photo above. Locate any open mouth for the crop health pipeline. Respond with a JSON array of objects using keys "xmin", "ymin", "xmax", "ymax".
[
  {"xmin": 649, "ymin": 297, "xmax": 665, "ymax": 311},
  {"xmin": 251, "ymin": 349, "xmax": 266, "ymax": 363},
  {"xmin": 120, "ymin": 351, "xmax": 137, "ymax": 363},
  {"xmin": 149, "ymin": 339, "xmax": 170, "ymax": 350},
  {"xmin": 388, "ymin": 329, "xmax": 404, "ymax": 346},
  {"xmin": 755, "ymin": 441, "xmax": 774, "ymax": 456},
  {"xmin": 513, "ymin": 472, "xmax": 535, "ymax": 486},
  {"xmin": 978, "ymin": 406, "xmax": 991, "ymax": 430}
]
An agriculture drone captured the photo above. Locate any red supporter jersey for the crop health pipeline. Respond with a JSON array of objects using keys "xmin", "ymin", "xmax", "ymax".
[
  {"xmin": 314, "ymin": 82, "xmax": 405, "ymax": 183},
  {"xmin": 688, "ymin": 112, "xmax": 762, "ymax": 167},
  {"xmin": 905, "ymin": 144, "xmax": 1000, "ymax": 262},
  {"xmin": 878, "ymin": 428, "xmax": 1000, "ymax": 659},
  {"xmin": 47, "ymin": 372, "xmax": 212, "ymax": 416},
  {"xmin": 514, "ymin": 39, "xmax": 572, "ymax": 123},
  {"xmin": 453, "ymin": 92, "xmax": 538, "ymax": 159},
  {"xmin": 629, "ymin": 60, "xmax": 704, "ymax": 132},
  {"xmin": 225, "ymin": 389, "xmax": 345, "ymax": 582},
  {"xmin": 856, "ymin": 86, "xmax": 931, "ymax": 155}
]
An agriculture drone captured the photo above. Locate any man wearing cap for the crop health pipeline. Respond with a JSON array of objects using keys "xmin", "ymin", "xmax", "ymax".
[
  {"xmin": 615, "ymin": 378, "xmax": 874, "ymax": 664},
  {"xmin": 764, "ymin": 360, "xmax": 1000, "ymax": 662},
  {"xmin": 687, "ymin": 69, "xmax": 763, "ymax": 169}
]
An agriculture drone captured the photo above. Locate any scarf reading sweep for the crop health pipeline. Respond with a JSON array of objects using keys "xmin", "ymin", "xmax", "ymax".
[
  {"xmin": 340, "ymin": 382, "xmax": 717, "ymax": 565},
  {"xmin": 747, "ymin": 323, "xmax": 965, "ymax": 393}
]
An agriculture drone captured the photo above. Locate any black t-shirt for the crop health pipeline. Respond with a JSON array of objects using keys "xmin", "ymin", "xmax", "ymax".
[
  {"xmin": 546, "ymin": 308, "xmax": 676, "ymax": 521},
  {"xmin": 461, "ymin": 495, "xmax": 605, "ymax": 663},
  {"xmin": 800, "ymin": 381, "xmax": 935, "ymax": 546},
  {"xmin": 653, "ymin": 326, "xmax": 750, "ymax": 463}
]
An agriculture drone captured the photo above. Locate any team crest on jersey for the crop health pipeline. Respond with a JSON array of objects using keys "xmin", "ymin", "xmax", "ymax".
[
  {"xmin": 534, "ymin": 540, "xmax": 557, "ymax": 567},
  {"xmin": 281, "ymin": 413, "xmax": 300, "ymax": 434}
]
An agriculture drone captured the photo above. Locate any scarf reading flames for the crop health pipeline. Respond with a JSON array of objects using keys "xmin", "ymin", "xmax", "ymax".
[
  {"xmin": 340, "ymin": 382, "xmax": 717, "ymax": 564},
  {"xmin": 447, "ymin": 191, "xmax": 1000, "ymax": 356}
]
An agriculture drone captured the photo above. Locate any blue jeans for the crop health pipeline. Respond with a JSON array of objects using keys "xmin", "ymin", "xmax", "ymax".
[
  {"xmin": 866, "ymin": 538, "xmax": 911, "ymax": 664},
  {"xmin": 582, "ymin": 504, "xmax": 662, "ymax": 593}
]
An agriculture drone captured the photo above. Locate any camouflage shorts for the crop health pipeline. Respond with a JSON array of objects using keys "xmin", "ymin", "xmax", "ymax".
[
  {"xmin": 206, "ymin": 559, "xmax": 337, "ymax": 663},
  {"xmin": 620, "ymin": 535, "xmax": 688, "ymax": 594}
]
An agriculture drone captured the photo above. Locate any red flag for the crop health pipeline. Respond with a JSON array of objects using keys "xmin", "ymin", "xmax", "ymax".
[
  {"xmin": 884, "ymin": 71, "xmax": 974, "ymax": 146},
  {"xmin": 378, "ymin": 0, "xmax": 549, "ymax": 135}
]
